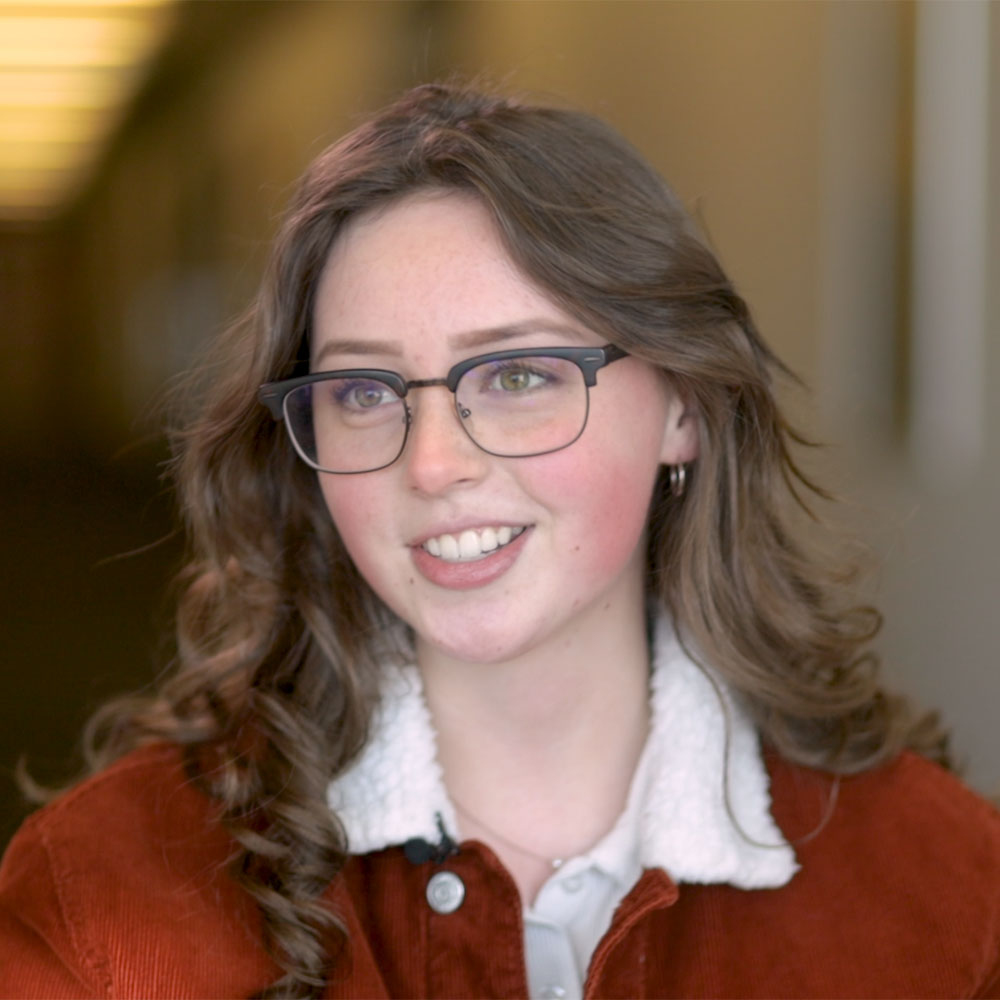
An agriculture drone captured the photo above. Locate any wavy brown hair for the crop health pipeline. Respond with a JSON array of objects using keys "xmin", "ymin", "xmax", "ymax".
[{"xmin": 79, "ymin": 82, "xmax": 944, "ymax": 996}]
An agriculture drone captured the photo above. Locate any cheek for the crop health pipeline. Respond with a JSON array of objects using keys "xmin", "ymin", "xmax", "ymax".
[
  {"xmin": 561, "ymin": 373, "xmax": 672, "ymax": 574},
  {"xmin": 589, "ymin": 459, "xmax": 658, "ymax": 573},
  {"xmin": 536, "ymin": 438, "xmax": 661, "ymax": 576},
  {"xmin": 318, "ymin": 477, "xmax": 386, "ymax": 575}
]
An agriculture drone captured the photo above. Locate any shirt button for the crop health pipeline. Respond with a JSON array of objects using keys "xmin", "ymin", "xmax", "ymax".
[
  {"xmin": 541, "ymin": 987, "xmax": 567, "ymax": 999},
  {"xmin": 426, "ymin": 870, "xmax": 465, "ymax": 913},
  {"xmin": 561, "ymin": 875, "xmax": 583, "ymax": 893}
]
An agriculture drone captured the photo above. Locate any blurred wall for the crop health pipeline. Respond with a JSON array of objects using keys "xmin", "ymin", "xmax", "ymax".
[{"xmin": 2, "ymin": 1, "xmax": 997, "ymax": 842}]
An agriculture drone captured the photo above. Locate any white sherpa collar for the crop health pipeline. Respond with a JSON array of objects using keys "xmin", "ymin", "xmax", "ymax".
[{"xmin": 327, "ymin": 617, "xmax": 798, "ymax": 889}]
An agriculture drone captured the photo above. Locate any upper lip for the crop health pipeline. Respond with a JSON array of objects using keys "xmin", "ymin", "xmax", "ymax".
[{"xmin": 408, "ymin": 520, "xmax": 531, "ymax": 547}]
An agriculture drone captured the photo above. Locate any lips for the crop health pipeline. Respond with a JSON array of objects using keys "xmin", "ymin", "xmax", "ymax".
[
  {"xmin": 411, "ymin": 523, "xmax": 532, "ymax": 590},
  {"xmin": 421, "ymin": 525, "xmax": 527, "ymax": 562}
]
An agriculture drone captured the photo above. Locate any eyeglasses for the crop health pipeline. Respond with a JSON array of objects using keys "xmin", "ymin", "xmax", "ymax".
[{"xmin": 258, "ymin": 343, "xmax": 628, "ymax": 474}]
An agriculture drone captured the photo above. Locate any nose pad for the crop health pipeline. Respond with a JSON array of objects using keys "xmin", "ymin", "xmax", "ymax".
[{"xmin": 403, "ymin": 388, "xmax": 490, "ymax": 493}]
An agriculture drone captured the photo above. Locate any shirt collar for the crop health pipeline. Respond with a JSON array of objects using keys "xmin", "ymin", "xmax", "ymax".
[{"xmin": 327, "ymin": 617, "xmax": 798, "ymax": 890}]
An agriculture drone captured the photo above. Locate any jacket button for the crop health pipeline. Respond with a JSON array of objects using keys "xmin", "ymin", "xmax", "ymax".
[{"xmin": 426, "ymin": 870, "xmax": 465, "ymax": 913}]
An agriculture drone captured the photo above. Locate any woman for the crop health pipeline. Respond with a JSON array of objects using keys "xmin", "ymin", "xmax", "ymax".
[{"xmin": 1, "ymin": 82, "xmax": 997, "ymax": 999}]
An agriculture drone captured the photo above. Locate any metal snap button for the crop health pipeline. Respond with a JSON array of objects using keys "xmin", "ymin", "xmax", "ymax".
[{"xmin": 426, "ymin": 870, "xmax": 465, "ymax": 913}]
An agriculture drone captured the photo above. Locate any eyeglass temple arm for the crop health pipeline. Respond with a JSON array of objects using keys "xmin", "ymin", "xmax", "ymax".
[
  {"xmin": 257, "ymin": 384, "xmax": 286, "ymax": 420},
  {"xmin": 580, "ymin": 344, "xmax": 629, "ymax": 386}
]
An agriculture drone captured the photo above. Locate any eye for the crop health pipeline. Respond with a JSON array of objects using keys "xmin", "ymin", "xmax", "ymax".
[
  {"xmin": 485, "ymin": 361, "xmax": 551, "ymax": 393},
  {"xmin": 332, "ymin": 379, "xmax": 397, "ymax": 410}
]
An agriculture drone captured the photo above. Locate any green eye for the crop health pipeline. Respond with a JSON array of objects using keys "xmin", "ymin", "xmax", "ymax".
[
  {"xmin": 353, "ymin": 385, "xmax": 388, "ymax": 407},
  {"xmin": 332, "ymin": 379, "xmax": 395, "ymax": 410},
  {"xmin": 498, "ymin": 368, "xmax": 537, "ymax": 392}
]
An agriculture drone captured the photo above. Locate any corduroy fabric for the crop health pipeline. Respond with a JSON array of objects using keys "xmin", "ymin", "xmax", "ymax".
[{"xmin": 0, "ymin": 743, "xmax": 997, "ymax": 999}]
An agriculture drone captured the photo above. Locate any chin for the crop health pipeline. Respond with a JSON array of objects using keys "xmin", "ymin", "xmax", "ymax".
[
  {"xmin": 420, "ymin": 634, "xmax": 525, "ymax": 667},
  {"xmin": 413, "ymin": 613, "xmax": 551, "ymax": 667}
]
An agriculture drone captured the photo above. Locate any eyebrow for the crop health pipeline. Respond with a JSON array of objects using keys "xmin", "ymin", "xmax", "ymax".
[{"xmin": 312, "ymin": 320, "xmax": 588, "ymax": 368}]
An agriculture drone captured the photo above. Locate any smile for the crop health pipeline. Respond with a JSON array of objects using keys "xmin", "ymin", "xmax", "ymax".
[{"xmin": 421, "ymin": 526, "xmax": 527, "ymax": 562}]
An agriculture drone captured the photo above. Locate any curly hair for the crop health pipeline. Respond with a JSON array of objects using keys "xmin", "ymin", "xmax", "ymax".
[{"xmin": 78, "ymin": 82, "xmax": 946, "ymax": 996}]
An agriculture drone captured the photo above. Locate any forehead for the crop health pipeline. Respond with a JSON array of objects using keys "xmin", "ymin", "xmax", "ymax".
[{"xmin": 311, "ymin": 190, "xmax": 578, "ymax": 357}]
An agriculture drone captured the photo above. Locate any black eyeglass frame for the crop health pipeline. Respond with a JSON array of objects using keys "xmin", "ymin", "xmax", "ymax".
[{"xmin": 258, "ymin": 342, "xmax": 629, "ymax": 473}]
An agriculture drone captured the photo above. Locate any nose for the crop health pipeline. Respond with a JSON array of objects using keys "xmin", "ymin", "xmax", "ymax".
[{"xmin": 402, "ymin": 387, "xmax": 491, "ymax": 495}]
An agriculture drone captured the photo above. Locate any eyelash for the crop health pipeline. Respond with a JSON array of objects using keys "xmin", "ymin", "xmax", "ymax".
[
  {"xmin": 477, "ymin": 360, "xmax": 559, "ymax": 391},
  {"xmin": 329, "ymin": 379, "xmax": 397, "ymax": 409}
]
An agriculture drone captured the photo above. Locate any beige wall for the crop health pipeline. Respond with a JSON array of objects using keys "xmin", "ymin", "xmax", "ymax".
[
  {"xmin": 451, "ymin": 1, "xmax": 828, "ymax": 386},
  {"xmin": 9, "ymin": 1, "xmax": 997, "ymax": 790}
]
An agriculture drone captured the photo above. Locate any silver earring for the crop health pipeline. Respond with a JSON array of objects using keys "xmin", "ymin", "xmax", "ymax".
[{"xmin": 668, "ymin": 463, "xmax": 686, "ymax": 498}]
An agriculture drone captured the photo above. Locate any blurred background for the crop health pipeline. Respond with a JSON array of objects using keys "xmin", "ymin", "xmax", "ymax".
[{"xmin": 1, "ymin": 0, "xmax": 997, "ymax": 847}]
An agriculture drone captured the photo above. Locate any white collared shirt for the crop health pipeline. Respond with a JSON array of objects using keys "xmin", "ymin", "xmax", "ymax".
[
  {"xmin": 521, "ymin": 747, "xmax": 651, "ymax": 1000},
  {"xmin": 328, "ymin": 618, "xmax": 799, "ymax": 1000}
]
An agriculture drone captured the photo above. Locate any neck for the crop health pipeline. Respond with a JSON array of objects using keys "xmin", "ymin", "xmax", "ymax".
[{"xmin": 417, "ymin": 596, "xmax": 651, "ymax": 902}]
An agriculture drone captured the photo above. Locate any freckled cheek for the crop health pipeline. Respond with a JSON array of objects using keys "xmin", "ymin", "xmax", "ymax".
[
  {"xmin": 587, "ymin": 472, "xmax": 656, "ymax": 574},
  {"xmin": 318, "ymin": 479, "xmax": 391, "ymax": 574},
  {"xmin": 533, "ymin": 448, "xmax": 660, "ymax": 576}
]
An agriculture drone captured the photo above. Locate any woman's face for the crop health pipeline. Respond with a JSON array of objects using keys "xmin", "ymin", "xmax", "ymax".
[{"xmin": 311, "ymin": 191, "xmax": 697, "ymax": 666}]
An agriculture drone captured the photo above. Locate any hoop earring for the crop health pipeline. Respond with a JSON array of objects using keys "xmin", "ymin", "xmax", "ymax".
[{"xmin": 668, "ymin": 463, "xmax": 687, "ymax": 498}]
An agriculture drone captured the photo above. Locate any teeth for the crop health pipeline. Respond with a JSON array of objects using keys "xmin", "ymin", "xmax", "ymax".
[{"xmin": 422, "ymin": 526, "xmax": 525, "ymax": 562}]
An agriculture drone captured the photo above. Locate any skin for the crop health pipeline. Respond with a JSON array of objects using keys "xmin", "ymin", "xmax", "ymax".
[{"xmin": 313, "ymin": 190, "xmax": 699, "ymax": 901}]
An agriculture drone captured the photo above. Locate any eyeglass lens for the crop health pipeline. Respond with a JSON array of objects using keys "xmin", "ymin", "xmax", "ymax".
[{"xmin": 283, "ymin": 354, "xmax": 590, "ymax": 473}]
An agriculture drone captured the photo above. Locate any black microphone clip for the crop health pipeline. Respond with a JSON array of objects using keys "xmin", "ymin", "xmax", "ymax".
[{"xmin": 404, "ymin": 812, "xmax": 459, "ymax": 865}]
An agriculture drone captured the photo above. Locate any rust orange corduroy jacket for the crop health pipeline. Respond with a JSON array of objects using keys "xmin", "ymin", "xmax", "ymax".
[{"xmin": 0, "ymin": 743, "xmax": 997, "ymax": 998}]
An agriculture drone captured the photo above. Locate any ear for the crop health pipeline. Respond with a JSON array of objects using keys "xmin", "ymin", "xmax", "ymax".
[{"xmin": 658, "ymin": 392, "xmax": 700, "ymax": 466}]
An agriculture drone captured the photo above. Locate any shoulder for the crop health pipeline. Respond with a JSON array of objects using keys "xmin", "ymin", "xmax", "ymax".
[
  {"xmin": 769, "ymin": 749, "xmax": 1000, "ymax": 865},
  {"xmin": 761, "ymin": 751, "xmax": 1000, "ymax": 996},
  {"xmin": 0, "ymin": 744, "xmax": 231, "ymax": 911},
  {"xmin": 8, "ymin": 743, "xmax": 216, "ymax": 848},
  {"xmin": 645, "ymin": 752, "xmax": 999, "ymax": 997},
  {"xmin": 0, "ymin": 744, "xmax": 276, "ymax": 997}
]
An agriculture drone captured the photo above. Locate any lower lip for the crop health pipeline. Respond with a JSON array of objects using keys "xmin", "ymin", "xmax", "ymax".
[{"xmin": 410, "ymin": 528, "xmax": 531, "ymax": 590}]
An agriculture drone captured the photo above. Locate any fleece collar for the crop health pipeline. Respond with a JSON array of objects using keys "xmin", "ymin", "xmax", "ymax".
[{"xmin": 327, "ymin": 618, "xmax": 798, "ymax": 889}]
